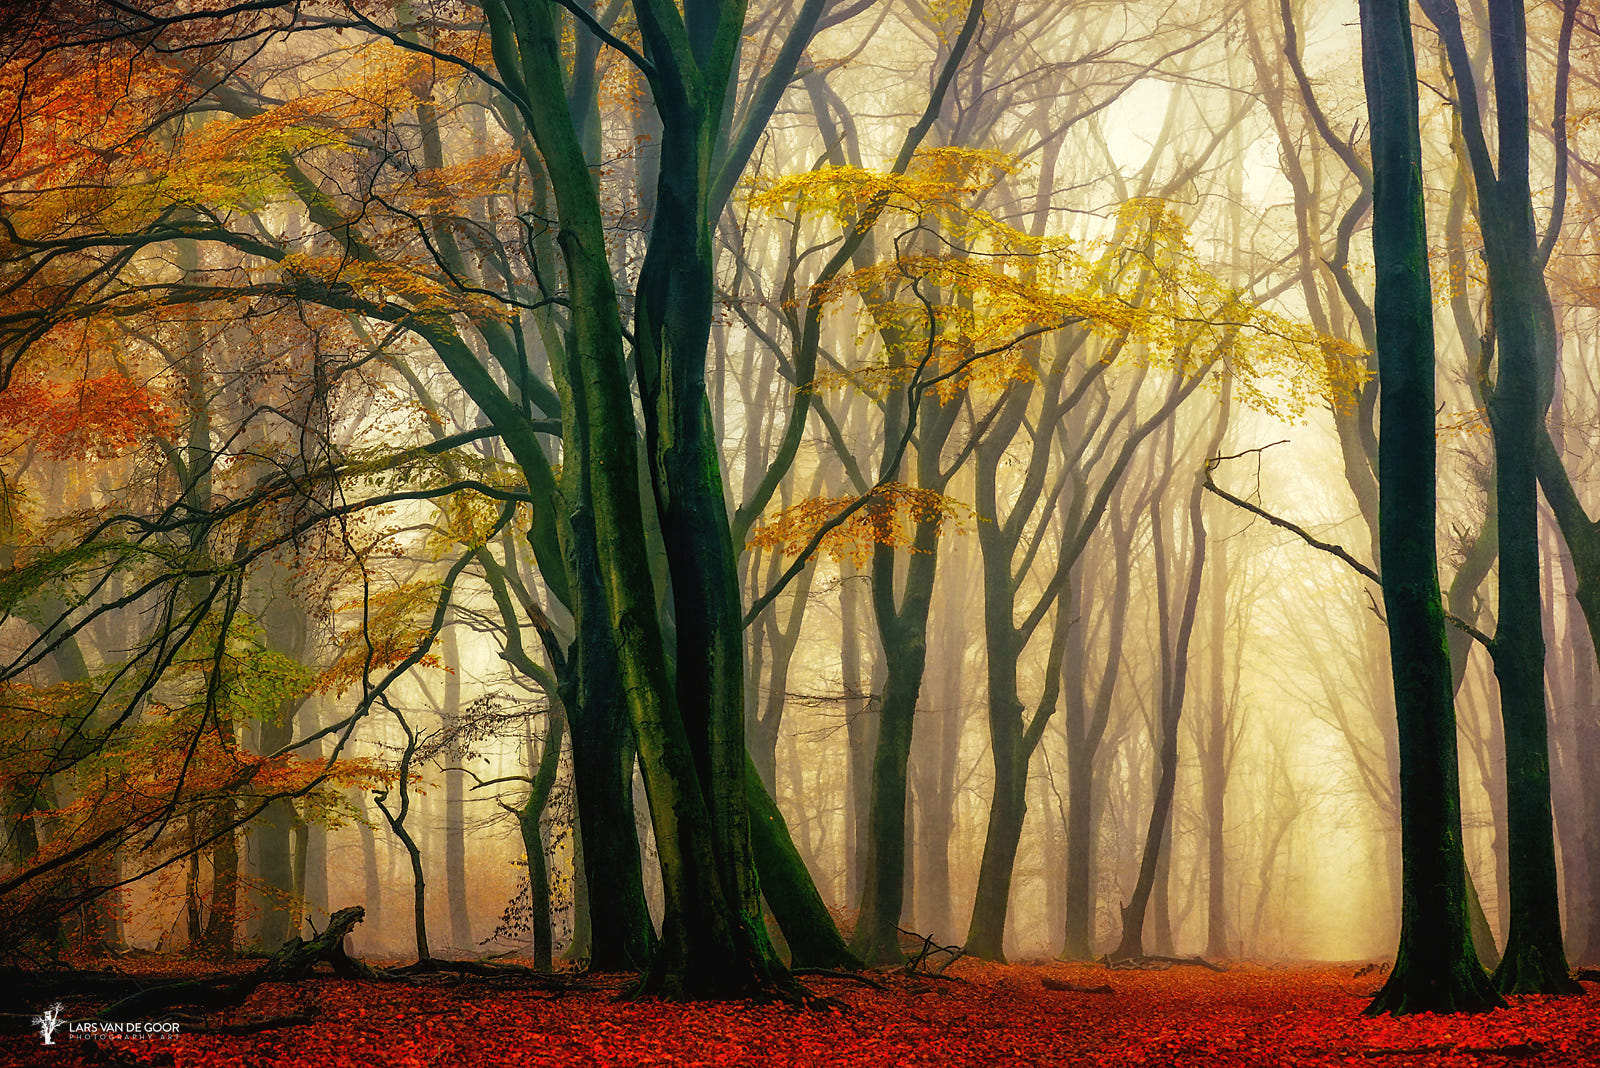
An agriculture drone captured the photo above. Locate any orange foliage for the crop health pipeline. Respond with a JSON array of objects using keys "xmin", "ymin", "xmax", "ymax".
[
  {"xmin": 747, "ymin": 482, "xmax": 975, "ymax": 566},
  {"xmin": 0, "ymin": 368, "xmax": 176, "ymax": 461}
]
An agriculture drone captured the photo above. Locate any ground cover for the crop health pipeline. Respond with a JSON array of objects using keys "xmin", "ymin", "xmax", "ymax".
[{"xmin": 7, "ymin": 961, "xmax": 1598, "ymax": 1066}]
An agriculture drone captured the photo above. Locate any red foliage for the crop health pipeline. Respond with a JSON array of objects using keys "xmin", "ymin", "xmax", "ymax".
[
  {"xmin": 0, "ymin": 369, "xmax": 175, "ymax": 460},
  {"xmin": 6, "ymin": 962, "xmax": 1597, "ymax": 1067}
]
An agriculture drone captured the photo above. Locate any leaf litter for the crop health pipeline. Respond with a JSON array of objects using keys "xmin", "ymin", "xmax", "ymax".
[{"xmin": 6, "ymin": 961, "xmax": 1597, "ymax": 1067}]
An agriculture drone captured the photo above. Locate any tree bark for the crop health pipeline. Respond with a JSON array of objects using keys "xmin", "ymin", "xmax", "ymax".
[{"xmin": 1360, "ymin": 0, "xmax": 1501, "ymax": 1014}]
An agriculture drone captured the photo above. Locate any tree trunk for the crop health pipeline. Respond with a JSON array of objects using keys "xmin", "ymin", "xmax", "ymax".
[
  {"xmin": 200, "ymin": 798, "xmax": 238, "ymax": 960},
  {"xmin": 443, "ymin": 632, "xmax": 472, "ymax": 953},
  {"xmin": 1360, "ymin": 0, "xmax": 1501, "ymax": 1013},
  {"xmin": 851, "ymin": 392, "xmax": 962, "ymax": 963},
  {"xmin": 357, "ymin": 792, "xmax": 382, "ymax": 954},
  {"xmin": 1060, "ymin": 530, "xmax": 1134, "ymax": 960},
  {"xmin": 840, "ymin": 562, "xmax": 877, "ymax": 906},
  {"xmin": 1113, "ymin": 447, "xmax": 1210, "ymax": 961},
  {"xmin": 1201, "ymin": 531, "xmax": 1230, "ymax": 960},
  {"xmin": 563, "ymin": 526, "xmax": 656, "ymax": 972},
  {"xmin": 1475, "ymin": 0, "xmax": 1575, "ymax": 999},
  {"xmin": 520, "ymin": 706, "xmax": 564, "ymax": 971},
  {"xmin": 850, "ymin": 543, "xmax": 934, "ymax": 964}
]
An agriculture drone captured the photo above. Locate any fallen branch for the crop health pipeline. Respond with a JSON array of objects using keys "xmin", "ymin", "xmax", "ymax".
[
  {"xmin": 1102, "ymin": 954, "xmax": 1226, "ymax": 972},
  {"xmin": 1042, "ymin": 977, "xmax": 1114, "ymax": 994},
  {"xmin": 896, "ymin": 926, "xmax": 965, "ymax": 976},
  {"xmin": 101, "ymin": 906, "xmax": 373, "ymax": 1018},
  {"xmin": 391, "ymin": 958, "xmax": 616, "ymax": 989}
]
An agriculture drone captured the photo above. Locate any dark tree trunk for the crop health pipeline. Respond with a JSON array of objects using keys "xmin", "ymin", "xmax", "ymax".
[
  {"xmin": 563, "ymin": 562, "xmax": 656, "ymax": 971},
  {"xmin": 1419, "ymin": 0, "xmax": 1577, "ymax": 996},
  {"xmin": 851, "ymin": 535, "xmax": 938, "ymax": 964},
  {"xmin": 519, "ymin": 706, "xmax": 564, "ymax": 971},
  {"xmin": 914, "ymin": 591, "xmax": 965, "ymax": 943},
  {"xmin": 200, "ymin": 798, "xmax": 238, "ymax": 960},
  {"xmin": 1360, "ymin": 0, "xmax": 1501, "ymax": 1014}
]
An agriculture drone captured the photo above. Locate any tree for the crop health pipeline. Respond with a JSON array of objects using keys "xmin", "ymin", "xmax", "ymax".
[
  {"xmin": 1358, "ymin": 0, "xmax": 1502, "ymax": 1016},
  {"xmin": 1418, "ymin": 0, "xmax": 1582, "ymax": 995}
]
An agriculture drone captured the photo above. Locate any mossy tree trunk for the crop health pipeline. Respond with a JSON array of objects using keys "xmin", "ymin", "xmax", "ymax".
[
  {"xmin": 1419, "ymin": 0, "xmax": 1579, "ymax": 997},
  {"xmin": 1359, "ymin": 0, "xmax": 1501, "ymax": 1015}
]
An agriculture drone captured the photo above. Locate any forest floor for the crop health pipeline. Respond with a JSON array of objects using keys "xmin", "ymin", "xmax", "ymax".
[{"xmin": 6, "ymin": 958, "xmax": 1599, "ymax": 1067}]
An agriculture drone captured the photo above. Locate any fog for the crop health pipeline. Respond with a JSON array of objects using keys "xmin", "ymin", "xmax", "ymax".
[{"xmin": 1, "ymin": 0, "xmax": 1594, "ymax": 982}]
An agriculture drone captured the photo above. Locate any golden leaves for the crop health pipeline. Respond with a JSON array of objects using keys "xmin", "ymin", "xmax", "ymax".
[
  {"xmin": 763, "ymin": 158, "xmax": 1367, "ymax": 417},
  {"xmin": 319, "ymin": 580, "xmax": 446, "ymax": 696},
  {"xmin": 747, "ymin": 146, "xmax": 1021, "ymax": 230},
  {"xmin": 275, "ymin": 254, "xmax": 512, "ymax": 320},
  {"xmin": 747, "ymin": 482, "xmax": 975, "ymax": 566}
]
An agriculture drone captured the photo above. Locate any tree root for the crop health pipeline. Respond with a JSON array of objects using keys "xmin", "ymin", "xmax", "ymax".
[{"xmin": 790, "ymin": 968, "xmax": 890, "ymax": 991}]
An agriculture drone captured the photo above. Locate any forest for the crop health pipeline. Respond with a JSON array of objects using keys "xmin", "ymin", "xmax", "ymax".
[{"xmin": 2, "ymin": 0, "xmax": 1600, "ymax": 1063}]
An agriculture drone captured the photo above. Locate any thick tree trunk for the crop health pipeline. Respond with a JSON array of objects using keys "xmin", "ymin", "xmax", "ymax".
[
  {"xmin": 564, "ymin": 525, "xmax": 656, "ymax": 972},
  {"xmin": 747, "ymin": 759, "xmax": 859, "ymax": 969},
  {"xmin": 1360, "ymin": 0, "xmax": 1501, "ymax": 1013},
  {"xmin": 1475, "ymin": 1, "xmax": 1576, "ymax": 999}
]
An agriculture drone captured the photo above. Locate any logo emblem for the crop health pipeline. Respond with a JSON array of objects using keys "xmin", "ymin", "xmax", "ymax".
[{"xmin": 32, "ymin": 1002, "xmax": 64, "ymax": 1045}]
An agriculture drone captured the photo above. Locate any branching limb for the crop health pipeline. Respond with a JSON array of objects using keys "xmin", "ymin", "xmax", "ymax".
[{"xmin": 1204, "ymin": 448, "xmax": 1493, "ymax": 648}]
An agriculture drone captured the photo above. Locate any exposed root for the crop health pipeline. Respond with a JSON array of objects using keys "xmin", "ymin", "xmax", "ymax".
[{"xmin": 791, "ymin": 968, "xmax": 890, "ymax": 992}]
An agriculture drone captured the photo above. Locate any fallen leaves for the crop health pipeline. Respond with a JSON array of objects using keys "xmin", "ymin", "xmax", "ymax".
[{"xmin": 5, "ymin": 961, "xmax": 1597, "ymax": 1067}]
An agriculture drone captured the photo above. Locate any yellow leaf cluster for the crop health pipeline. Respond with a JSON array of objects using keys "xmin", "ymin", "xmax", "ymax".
[
  {"xmin": 747, "ymin": 482, "xmax": 974, "ymax": 566},
  {"xmin": 274, "ymin": 254, "xmax": 510, "ymax": 320},
  {"xmin": 319, "ymin": 580, "xmax": 445, "ymax": 695},
  {"xmin": 748, "ymin": 147, "xmax": 1020, "ymax": 232},
  {"xmin": 791, "ymin": 185, "xmax": 1367, "ymax": 418}
]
